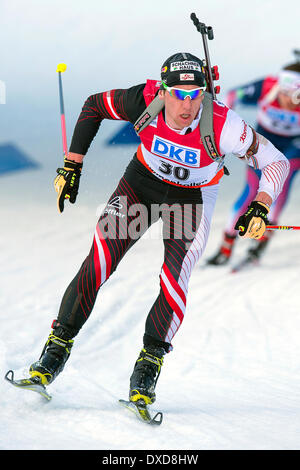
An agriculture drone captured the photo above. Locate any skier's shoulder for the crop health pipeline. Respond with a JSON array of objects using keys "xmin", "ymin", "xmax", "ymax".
[
  {"xmin": 211, "ymin": 98, "xmax": 230, "ymax": 131},
  {"xmin": 122, "ymin": 82, "xmax": 147, "ymax": 103},
  {"xmin": 120, "ymin": 82, "xmax": 149, "ymax": 123},
  {"xmin": 218, "ymin": 105, "xmax": 253, "ymax": 154},
  {"xmin": 143, "ymin": 79, "xmax": 162, "ymax": 105},
  {"xmin": 212, "ymin": 98, "xmax": 229, "ymax": 116},
  {"xmin": 106, "ymin": 80, "xmax": 160, "ymax": 124},
  {"xmin": 204, "ymin": 98, "xmax": 231, "ymax": 147}
]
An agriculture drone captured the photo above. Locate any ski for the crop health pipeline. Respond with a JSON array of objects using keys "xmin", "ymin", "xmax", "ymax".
[
  {"xmin": 231, "ymin": 255, "xmax": 259, "ymax": 273},
  {"xmin": 4, "ymin": 370, "xmax": 52, "ymax": 401},
  {"xmin": 119, "ymin": 399, "xmax": 163, "ymax": 426}
]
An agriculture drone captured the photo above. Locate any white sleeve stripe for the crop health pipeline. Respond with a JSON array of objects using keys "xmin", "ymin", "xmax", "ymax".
[
  {"xmin": 259, "ymin": 160, "xmax": 290, "ymax": 200},
  {"xmin": 264, "ymin": 160, "xmax": 289, "ymax": 187},
  {"xmin": 104, "ymin": 92, "xmax": 121, "ymax": 120}
]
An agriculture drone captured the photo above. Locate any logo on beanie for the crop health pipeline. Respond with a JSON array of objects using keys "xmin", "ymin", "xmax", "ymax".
[
  {"xmin": 161, "ymin": 66, "xmax": 168, "ymax": 73},
  {"xmin": 170, "ymin": 61, "xmax": 201, "ymax": 72},
  {"xmin": 180, "ymin": 73, "xmax": 195, "ymax": 81}
]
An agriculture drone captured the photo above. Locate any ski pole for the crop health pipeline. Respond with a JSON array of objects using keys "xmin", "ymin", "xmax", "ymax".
[
  {"xmin": 190, "ymin": 12, "xmax": 216, "ymax": 99},
  {"xmin": 266, "ymin": 225, "xmax": 300, "ymax": 231},
  {"xmin": 56, "ymin": 63, "xmax": 68, "ymax": 157}
]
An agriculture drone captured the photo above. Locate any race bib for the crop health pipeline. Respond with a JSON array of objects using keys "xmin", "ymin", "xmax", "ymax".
[{"xmin": 151, "ymin": 136, "xmax": 200, "ymax": 167}]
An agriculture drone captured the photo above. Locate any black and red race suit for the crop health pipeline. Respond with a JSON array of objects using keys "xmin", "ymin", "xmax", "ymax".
[{"xmin": 56, "ymin": 81, "xmax": 224, "ymax": 351}]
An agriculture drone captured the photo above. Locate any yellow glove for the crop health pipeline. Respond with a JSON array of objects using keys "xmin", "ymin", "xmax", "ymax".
[
  {"xmin": 234, "ymin": 201, "xmax": 269, "ymax": 239},
  {"xmin": 54, "ymin": 158, "xmax": 82, "ymax": 213}
]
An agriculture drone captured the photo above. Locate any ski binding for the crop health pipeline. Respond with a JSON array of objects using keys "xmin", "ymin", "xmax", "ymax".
[
  {"xmin": 119, "ymin": 399, "xmax": 163, "ymax": 425},
  {"xmin": 5, "ymin": 370, "xmax": 52, "ymax": 401}
]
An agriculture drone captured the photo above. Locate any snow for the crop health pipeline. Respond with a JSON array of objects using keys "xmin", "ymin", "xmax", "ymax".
[{"xmin": 1, "ymin": 150, "xmax": 300, "ymax": 451}]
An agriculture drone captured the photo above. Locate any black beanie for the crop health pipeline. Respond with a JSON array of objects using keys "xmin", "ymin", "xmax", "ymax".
[{"xmin": 161, "ymin": 52, "xmax": 206, "ymax": 87}]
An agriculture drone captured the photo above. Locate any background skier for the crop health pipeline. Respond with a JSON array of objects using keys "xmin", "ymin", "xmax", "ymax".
[{"xmin": 207, "ymin": 57, "xmax": 300, "ymax": 267}]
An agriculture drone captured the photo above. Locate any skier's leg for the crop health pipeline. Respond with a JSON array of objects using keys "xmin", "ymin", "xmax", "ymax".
[
  {"xmin": 146, "ymin": 186, "xmax": 218, "ymax": 347},
  {"xmin": 56, "ymin": 177, "xmax": 150, "ymax": 332},
  {"xmin": 207, "ymin": 166, "xmax": 259, "ymax": 265},
  {"xmin": 129, "ymin": 185, "xmax": 219, "ymax": 404},
  {"xmin": 30, "ymin": 175, "xmax": 151, "ymax": 385}
]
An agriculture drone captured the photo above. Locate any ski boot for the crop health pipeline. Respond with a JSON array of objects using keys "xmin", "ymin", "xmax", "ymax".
[
  {"xmin": 207, "ymin": 232, "xmax": 237, "ymax": 266},
  {"xmin": 247, "ymin": 235, "xmax": 270, "ymax": 262},
  {"xmin": 29, "ymin": 321, "xmax": 74, "ymax": 385},
  {"xmin": 129, "ymin": 345, "xmax": 165, "ymax": 406}
]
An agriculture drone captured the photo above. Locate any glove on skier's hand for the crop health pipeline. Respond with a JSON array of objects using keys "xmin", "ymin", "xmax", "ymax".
[
  {"xmin": 54, "ymin": 158, "xmax": 82, "ymax": 213},
  {"xmin": 234, "ymin": 201, "xmax": 269, "ymax": 239}
]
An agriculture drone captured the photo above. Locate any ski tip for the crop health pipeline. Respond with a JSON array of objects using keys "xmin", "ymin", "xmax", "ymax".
[
  {"xmin": 119, "ymin": 398, "xmax": 163, "ymax": 426},
  {"xmin": 4, "ymin": 369, "xmax": 52, "ymax": 401},
  {"xmin": 151, "ymin": 411, "xmax": 163, "ymax": 426},
  {"xmin": 5, "ymin": 369, "xmax": 14, "ymax": 382}
]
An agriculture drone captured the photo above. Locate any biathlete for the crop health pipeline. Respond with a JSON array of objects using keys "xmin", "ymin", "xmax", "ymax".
[
  {"xmin": 25, "ymin": 52, "xmax": 290, "ymax": 407},
  {"xmin": 208, "ymin": 60, "xmax": 300, "ymax": 266}
]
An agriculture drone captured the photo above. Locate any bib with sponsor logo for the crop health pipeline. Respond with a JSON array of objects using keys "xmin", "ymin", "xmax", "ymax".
[
  {"xmin": 137, "ymin": 80, "xmax": 229, "ymax": 188},
  {"xmin": 257, "ymin": 76, "xmax": 300, "ymax": 137}
]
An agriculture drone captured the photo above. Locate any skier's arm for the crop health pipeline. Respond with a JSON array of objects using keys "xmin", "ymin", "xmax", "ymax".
[
  {"xmin": 67, "ymin": 152, "xmax": 84, "ymax": 164},
  {"xmin": 225, "ymin": 79, "xmax": 264, "ymax": 109},
  {"xmin": 54, "ymin": 84, "xmax": 147, "ymax": 212},
  {"xmin": 220, "ymin": 108, "xmax": 290, "ymax": 204},
  {"xmin": 220, "ymin": 108, "xmax": 290, "ymax": 238},
  {"xmin": 68, "ymin": 84, "xmax": 146, "ymax": 157}
]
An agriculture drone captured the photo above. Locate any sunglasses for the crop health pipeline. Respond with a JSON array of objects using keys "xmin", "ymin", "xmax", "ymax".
[{"xmin": 162, "ymin": 81, "xmax": 206, "ymax": 100}]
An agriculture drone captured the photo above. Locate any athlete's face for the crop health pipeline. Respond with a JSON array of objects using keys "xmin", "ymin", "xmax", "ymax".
[{"xmin": 158, "ymin": 85, "xmax": 204, "ymax": 130}]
